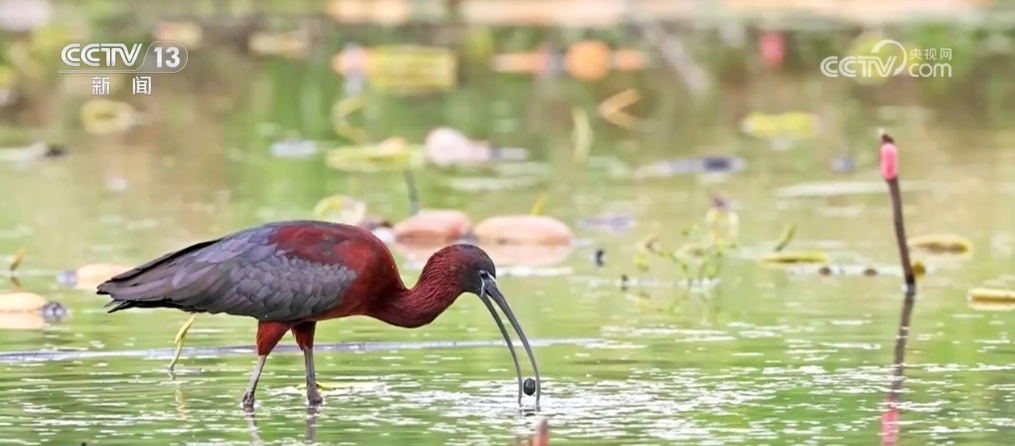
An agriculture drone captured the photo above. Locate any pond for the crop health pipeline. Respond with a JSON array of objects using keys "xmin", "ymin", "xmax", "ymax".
[{"xmin": 2, "ymin": 76, "xmax": 1015, "ymax": 445}]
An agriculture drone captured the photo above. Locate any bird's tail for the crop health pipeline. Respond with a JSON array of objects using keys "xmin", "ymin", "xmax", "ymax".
[
  {"xmin": 97, "ymin": 239, "xmax": 221, "ymax": 313},
  {"xmin": 98, "ymin": 276, "xmax": 179, "ymax": 313}
]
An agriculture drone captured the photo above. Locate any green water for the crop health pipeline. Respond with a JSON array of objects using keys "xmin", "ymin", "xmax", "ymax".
[{"xmin": 3, "ymin": 75, "xmax": 1015, "ymax": 445}]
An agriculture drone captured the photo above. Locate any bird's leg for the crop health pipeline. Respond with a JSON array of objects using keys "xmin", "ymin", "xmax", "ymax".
[
  {"xmin": 292, "ymin": 321, "xmax": 323, "ymax": 406},
  {"xmin": 243, "ymin": 321, "xmax": 289, "ymax": 411},
  {"xmin": 242, "ymin": 356, "xmax": 267, "ymax": 411},
  {"xmin": 168, "ymin": 315, "xmax": 197, "ymax": 371}
]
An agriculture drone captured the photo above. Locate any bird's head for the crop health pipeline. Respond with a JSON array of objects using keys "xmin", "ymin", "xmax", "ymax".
[
  {"xmin": 426, "ymin": 243, "xmax": 497, "ymax": 296},
  {"xmin": 424, "ymin": 243, "xmax": 540, "ymax": 405}
]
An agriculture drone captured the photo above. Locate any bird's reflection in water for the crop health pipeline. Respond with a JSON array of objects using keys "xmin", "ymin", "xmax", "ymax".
[
  {"xmin": 244, "ymin": 406, "xmax": 319, "ymax": 445},
  {"xmin": 174, "ymin": 385, "xmax": 187, "ymax": 420}
]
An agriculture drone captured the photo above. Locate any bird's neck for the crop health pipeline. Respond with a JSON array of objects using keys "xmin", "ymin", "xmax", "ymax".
[{"xmin": 373, "ymin": 268, "xmax": 462, "ymax": 329}]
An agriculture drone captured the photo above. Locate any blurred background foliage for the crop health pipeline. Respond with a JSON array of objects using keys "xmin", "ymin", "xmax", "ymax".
[{"xmin": 0, "ymin": 0, "xmax": 1011, "ymax": 150}]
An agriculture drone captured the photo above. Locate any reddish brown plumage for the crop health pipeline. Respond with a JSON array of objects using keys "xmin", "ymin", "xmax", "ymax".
[{"xmin": 99, "ymin": 220, "xmax": 541, "ymax": 409}]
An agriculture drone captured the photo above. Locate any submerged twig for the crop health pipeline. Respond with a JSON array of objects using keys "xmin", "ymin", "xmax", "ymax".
[
  {"xmin": 530, "ymin": 193, "xmax": 548, "ymax": 216},
  {"xmin": 9, "ymin": 248, "xmax": 24, "ymax": 273},
  {"xmin": 773, "ymin": 223, "xmax": 797, "ymax": 252},
  {"xmin": 8, "ymin": 248, "xmax": 25, "ymax": 292},
  {"xmin": 403, "ymin": 169, "xmax": 420, "ymax": 216}
]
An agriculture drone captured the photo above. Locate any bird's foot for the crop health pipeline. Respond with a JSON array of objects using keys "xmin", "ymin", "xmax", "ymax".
[
  {"xmin": 168, "ymin": 315, "xmax": 197, "ymax": 371},
  {"xmin": 241, "ymin": 393, "xmax": 256, "ymax": 411}
]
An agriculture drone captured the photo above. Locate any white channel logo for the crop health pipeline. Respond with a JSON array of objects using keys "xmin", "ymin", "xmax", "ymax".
[{"xmin": 820, "ymin": 39, "xmax": 952, "ymax": 79}]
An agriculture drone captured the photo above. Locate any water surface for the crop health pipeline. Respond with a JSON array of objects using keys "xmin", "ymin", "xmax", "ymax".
[{"xmin": 2, "ymin": 86, "xmax": 1015, "ymax": 445}]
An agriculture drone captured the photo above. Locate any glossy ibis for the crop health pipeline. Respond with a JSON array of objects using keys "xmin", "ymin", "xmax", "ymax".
[{"xmin": 97, "ymin": 220, "xmax": 541, "ymax": 409}]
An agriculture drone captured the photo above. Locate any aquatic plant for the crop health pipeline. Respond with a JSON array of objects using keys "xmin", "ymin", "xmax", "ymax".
[
  {"xmin": 1, "ymin": 248, "xmax": 66, "ymax": 323},
  {"xmin": 571, "ymin": 107, "xmax": 592, "ymax": 164},
  {"xmin": 621, "ymin": 222, "xmax": 730, "ymax": 313},
  {"xmin": 324, "ymin": 138, "xmax": 425, "ymax": 172},
  {"xmin": 331, "ymin": 94, "xmax": 368, "ymax": 143}
]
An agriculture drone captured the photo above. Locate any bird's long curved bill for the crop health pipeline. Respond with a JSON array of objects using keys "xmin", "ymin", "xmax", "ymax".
[{"xmin": 479, "ymin": 281, "xmax": 541, "ymax": 405}]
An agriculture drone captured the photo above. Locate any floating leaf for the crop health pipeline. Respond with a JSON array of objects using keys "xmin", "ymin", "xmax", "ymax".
[
  {"xmin": 907, "ymin": 234, "xmax": 972, "ymax": 255},
  {"xmin": 324, "ymin": 139, "xmax": 424, "ymax": 172},
  {"xmin": 967, "ymin": 288, "xmax": 1015, "ymax": 310},
  {"xmin": 758, "ymin": 251, "xmax": 829, "ymax": 265},
  {"xmin": 333, "ymin": 45, "xmax": 457, "ymax": 94},
  {"xmin": 739, "ymin": 111, "xmax": 820, "ymax": 140}
]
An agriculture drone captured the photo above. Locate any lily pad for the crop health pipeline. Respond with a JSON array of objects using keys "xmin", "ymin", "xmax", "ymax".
[
  {"xmin": 908, "ymin": 234, "xmax": 972, "ymax": 255},
  {"xmin": 758, "ymin": 251, "xmax": 829, "ymax": 265},
  {"xmin": 739, "ymin": 111, "xmax": 820, "ymax": 140},
  {"xmin": 968, "ymin": 287, "xmax": 1015, "ymax": 304},
  {"xmin": 325, "ymin": 142, "xmax": 424, "ymax": 172}
]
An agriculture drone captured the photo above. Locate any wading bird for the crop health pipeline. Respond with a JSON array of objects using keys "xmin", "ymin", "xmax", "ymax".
[{"xmin": 97, "ymin": 220, "xmax": 541, "ymax": 410}]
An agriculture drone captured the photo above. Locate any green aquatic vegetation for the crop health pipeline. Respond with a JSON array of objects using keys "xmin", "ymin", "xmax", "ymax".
[
  {"xmin": 623, "ymin": 224, "xmax": 730, "ymax": 313},
  {"xmin": 773, "ymin": 223, "xmax": 796, "ymax": 252},
  {"xmin": 968, "ymin": 288, "xmax": 1015, "ymax": 308}
]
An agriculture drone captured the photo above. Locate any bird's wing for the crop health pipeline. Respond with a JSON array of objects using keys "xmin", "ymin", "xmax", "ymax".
[{"xmin": 99, "ymin": 222, "xmax": 360, "ymax": 321}]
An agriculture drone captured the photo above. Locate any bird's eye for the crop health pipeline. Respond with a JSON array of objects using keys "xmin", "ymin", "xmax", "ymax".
[{"xmin": 479, "ymin": 270, "xmax": 493, "ymax": 280}]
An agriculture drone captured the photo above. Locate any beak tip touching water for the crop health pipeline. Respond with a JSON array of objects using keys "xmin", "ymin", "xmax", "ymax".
[{"xmin": 480, "ymin": 279, "xmax": 542, "ymax": 406}]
